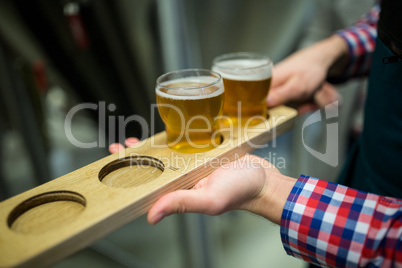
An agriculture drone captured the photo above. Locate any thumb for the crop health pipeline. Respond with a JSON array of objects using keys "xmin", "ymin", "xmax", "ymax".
[{"xmin": 147, "ymin": 189, "xmax": 215, "ymax": 225}]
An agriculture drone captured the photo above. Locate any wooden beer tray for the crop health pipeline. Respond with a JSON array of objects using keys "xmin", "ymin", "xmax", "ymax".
[{"xmin": 0, "ymin": 105, "xmax": 297, "ymax": 268}]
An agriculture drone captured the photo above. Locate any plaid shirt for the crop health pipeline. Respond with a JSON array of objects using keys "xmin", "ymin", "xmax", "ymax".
[
  {"xmin": 334, "ymin": 1, "xmax": 380, "ymax": 82},
  {"xmin": 280, "ymin": 175, "xmax": 402, "ymax": 268}
]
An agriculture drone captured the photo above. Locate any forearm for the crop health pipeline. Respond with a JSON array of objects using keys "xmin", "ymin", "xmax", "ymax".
[
  {"xmin": 241, "ymin": 171, "xmax": 297, "ymax": 225},
  {"xmin": 303, "ymin": 34, "xmax": 349, "ymax": 77},
  {"xmin": 329, "ymin": 2, "xmax": 379, "ymax": 82}
]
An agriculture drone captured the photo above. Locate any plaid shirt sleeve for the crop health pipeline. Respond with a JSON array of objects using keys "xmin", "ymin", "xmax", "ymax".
[
  {"xmin": 280, "ymin": 175, "xmax": 402, "ymax": 268},
  {"xmin": 332, "ymin": 1, "xmax": 380, "ymax": 83}
]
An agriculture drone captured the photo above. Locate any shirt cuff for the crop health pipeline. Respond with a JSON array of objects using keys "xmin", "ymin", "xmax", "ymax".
[
  {"xmin": 280, "ymin": 175, "xmax": 377, "ymax": 267},
  {"xmin": 328, "ymin": 2, "xmax": 379, "ymax": 83},
  {"xmin": 330, "ymin": 27, "xmax": 376, "ymax": 83}
]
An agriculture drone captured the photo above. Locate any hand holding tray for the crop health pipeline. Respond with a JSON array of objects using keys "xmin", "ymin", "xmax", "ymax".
[{"xmin": 0, "ymin": 105, "xmax": 296, "ymax": 268}]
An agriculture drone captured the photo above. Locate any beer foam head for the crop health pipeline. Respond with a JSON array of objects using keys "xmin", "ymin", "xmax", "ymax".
[
  {"xmin": 212, "ymin": 59, "xmax": 272, "ymax": 81},
  {"xmin": 156, "ymin": 76, "xmax": 224, "ymax": 100}
]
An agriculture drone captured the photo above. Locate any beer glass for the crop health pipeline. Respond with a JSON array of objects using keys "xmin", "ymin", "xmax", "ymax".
[
  {"xmin": 212, "ymin": 52, "xmax": 272, "ymax": 126},
  {"xmin": 155, "ymin": 69, "xmax": 224, "ymax": 153}
]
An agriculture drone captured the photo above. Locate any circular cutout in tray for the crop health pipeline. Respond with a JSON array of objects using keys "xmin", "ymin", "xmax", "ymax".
[
  {"xmin": 8, "ymin": 191, "xmax": 86, "ymax": 234},
  {"xmin": 99, "ymin": 155, "xmax": 165, "ymax": 188}
]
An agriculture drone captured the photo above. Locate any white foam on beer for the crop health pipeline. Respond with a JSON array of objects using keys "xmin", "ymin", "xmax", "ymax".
[
  {"xmin": 156, "ymin": 76, "xmax": 224, "ymax": 100},
  {"xmin": 212, "ymin": 59, "xmax": 272, "ymax": 81}
]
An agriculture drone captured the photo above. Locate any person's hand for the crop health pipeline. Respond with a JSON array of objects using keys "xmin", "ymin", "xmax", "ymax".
[
  {"xmin": 108, "ymin": 141, "xmax": 296, "ymax": 225},
  {"xmin": 267, "ymin": 35, "xmax": 348, "ymax": 114},
  {"xmin": 147, "ymin": 154, "xmax": 296, "ymax": 225},
  {"xmin": 108, "ymin": 137, "xmax": 140, "ymax": 154}
]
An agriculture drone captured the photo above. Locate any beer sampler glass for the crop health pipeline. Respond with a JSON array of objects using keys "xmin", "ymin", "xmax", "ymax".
[
  {"xmin": 155, "ymin": 69, "xmax": 224, "ymax": 153},
  {"xmin": 212, "ymin": 52, "xmax": 273, "ymax": 126}
]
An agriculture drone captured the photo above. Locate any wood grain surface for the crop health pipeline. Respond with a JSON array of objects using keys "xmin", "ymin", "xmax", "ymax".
[{"xmin": 0, "ymin": 105, "xmax": 296, "ymax": 268}]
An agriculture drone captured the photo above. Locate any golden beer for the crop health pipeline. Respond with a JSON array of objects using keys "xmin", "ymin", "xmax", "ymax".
[
  {"xmin": 156, "ymin": 69, "xmax": 224, "ymax": 153},
  {"xmin": 212, "ymin": 53, "xmax": 272, "ymax": 126}
]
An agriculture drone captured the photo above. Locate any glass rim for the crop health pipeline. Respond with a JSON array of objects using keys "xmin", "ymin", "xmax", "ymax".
[
  {"xmin": 156, "ymin": 68, "xmax": 222, "ymax": 91},
  {"xmin": 212, "ymin": 52, "xmax": 272, "ymax": 71}
]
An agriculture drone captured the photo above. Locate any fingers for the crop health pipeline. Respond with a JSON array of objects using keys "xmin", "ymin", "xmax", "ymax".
[
  {"xmin": 108, "ymin": 137, "xmax": 140, "ymax": 154},
  {"xmin": 314, "ymin": 82, "xmax": 340, "ymax": 108},
  {"xmin": 267, "ymin": 76, "xmax": 301, "ymax": 107},
  {"xmin": 267, "ymin": 66, "xmax": 290, "ymax": 107},
  {"xmin": 147, "ymin": 189, "xmax": 216, "ymax": 225},
  {"xmin": 125, "ymin": 137, "xmax": 140, "ymax": 147},
  {"xmin": 108, "ymin": 143, "xmax": 125, "ymax": 154},
  {"xmin": 270, "ymin": 65, "xmax": 290, "ymax": 89}
]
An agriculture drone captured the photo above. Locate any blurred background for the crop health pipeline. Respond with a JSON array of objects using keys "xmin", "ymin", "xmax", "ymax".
[{"xmin": 0, "ymin": 0, "xmax": 373, "ymax": 267}]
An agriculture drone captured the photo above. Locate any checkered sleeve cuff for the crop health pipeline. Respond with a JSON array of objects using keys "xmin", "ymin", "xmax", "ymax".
[
  {"xmin": 280, "ymin": 175, "xmax": 402, "ymax": 267},
  {"xmin": 330, "ymin": 3, "xmax": 379, "ymax": 83}
]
